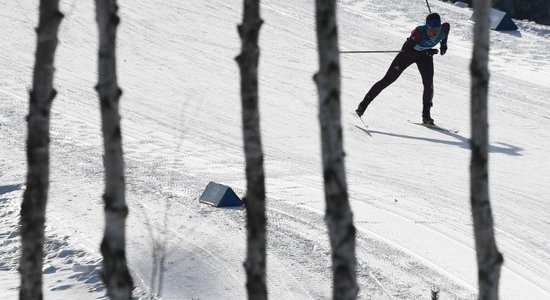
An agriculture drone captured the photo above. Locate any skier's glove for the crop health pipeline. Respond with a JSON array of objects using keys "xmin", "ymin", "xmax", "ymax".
[
  {"xmin": 440, "ymin": 23, "xmax": 450, "ymax": 56},
  {"xmin": 426, "ymin": 49, "xmax": 439, "ymax": 56},
  {"xmin": 440, "ymin": 43, "xmax": 448, "ymax": 55},
  {"xmin": 442, "ymin": 23, "xmax": 450, "ymax": 35}
]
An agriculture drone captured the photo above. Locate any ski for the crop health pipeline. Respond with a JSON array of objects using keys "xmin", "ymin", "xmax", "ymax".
[
  {"xmin": 409, "ymin": 120, "xmax": 459, "ymax": 133},
  {"xmin": 352, "ymin": 112, "xmax": 371, "ymax": 136},
  {"xmin": 357, "ymin": 115, "xmax": 369, "ymax": 129},
  {"xmin": 351, "ymin": 111, "xmax": 368, "ymax": 128}
]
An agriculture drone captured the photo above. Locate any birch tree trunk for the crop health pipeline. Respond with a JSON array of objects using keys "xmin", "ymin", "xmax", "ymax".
[
  {"xmin": 235, "ymin": 1, "xmax": 267, "ymax": 299},
  {"xmin": 314, "ymin": 1, "xmax": 358, "ymax": 299},
  {"xmin": 470, "ymin": 0, "xmax": 504, "ymax": 299},
  {"xmin": 95, "ymin": 1, "xmax": 133, "ymax": 298},
  {"xmin": 20, "ymin": 2, "xmax": 63, "ymax": 299}
]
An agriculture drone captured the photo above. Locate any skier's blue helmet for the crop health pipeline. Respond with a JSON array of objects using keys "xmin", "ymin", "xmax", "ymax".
[{"xmin": 426, "ymin": 13, "xmax": 441, "ymax": 28}]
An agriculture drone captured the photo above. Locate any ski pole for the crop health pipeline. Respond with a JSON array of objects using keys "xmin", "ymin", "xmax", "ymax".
[
  {"xmin": 339, "ymin": 50, "xmax": 402, "ymax": 54},
  {"xmin": 425, "ymin": 0, "xmax": 432, "ymax": 13}
]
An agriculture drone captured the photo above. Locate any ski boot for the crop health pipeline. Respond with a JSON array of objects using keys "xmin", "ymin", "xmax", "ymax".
[
  {"xmin": 356, "ymin": 105, "xmax": 366, "ymax": 117},
  {"xmin": 356, "ymin": 95, "xmax": 372, "ymax": 117},
  {"xmin": 422, "ymin": 107, "xmax": 435, "ymax": 125}
]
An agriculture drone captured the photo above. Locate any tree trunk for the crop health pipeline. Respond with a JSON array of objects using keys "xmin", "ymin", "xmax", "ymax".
[
  {"xmin": 20, "ymin": 2, "xmax": 63, "ymax": 299},
  {"xmin": 236, "ymin": 1, "xmax": 267, "ymax": 299},
  {"xmin": 95, "ymin": 1, "xmax": 133, "ymax": 299},
  {"xmin": 470, "ymin": 0, "xmax": 504, "ymax": 299},
  {"xmin": 314, "ymin": 1, "xmax": 358, "ymax": 299}
]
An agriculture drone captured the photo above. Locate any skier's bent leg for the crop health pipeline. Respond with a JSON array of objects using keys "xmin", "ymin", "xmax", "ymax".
[{"xmin": 357, "ymin": 53, "xmax": 412, "ymax": 116}]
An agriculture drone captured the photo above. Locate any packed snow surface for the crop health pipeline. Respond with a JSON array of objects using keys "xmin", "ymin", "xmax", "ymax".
[{"xmin": 1, "ymin": 0, "xmax": 549, "ymax": 299}]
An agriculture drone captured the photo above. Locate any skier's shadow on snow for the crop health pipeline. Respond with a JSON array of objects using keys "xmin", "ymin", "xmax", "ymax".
[{"xmin": 356, "ymin": 126, "xmax": 523, "ymax": 156}]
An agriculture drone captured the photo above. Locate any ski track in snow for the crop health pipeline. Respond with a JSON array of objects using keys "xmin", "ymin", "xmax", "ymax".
[{"xmin": 1, "ymin": 0, "xmax": 550, "ymax": 299}]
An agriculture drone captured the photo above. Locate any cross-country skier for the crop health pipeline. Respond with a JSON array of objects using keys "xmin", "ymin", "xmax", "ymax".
[{"xmin": 355, "ymin": 13, "xmax": 450, "ymax": 125}]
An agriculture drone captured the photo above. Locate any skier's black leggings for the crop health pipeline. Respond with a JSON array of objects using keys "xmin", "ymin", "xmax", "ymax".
[{"xmin": 362, "ymin": 52, "xmax": 434, "ymax": 108}]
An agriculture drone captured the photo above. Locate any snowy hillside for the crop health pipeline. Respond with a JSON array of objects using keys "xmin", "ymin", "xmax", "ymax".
[{"xmin": 1, "ymin": 0, "xmax": 549, "ymax": 299}]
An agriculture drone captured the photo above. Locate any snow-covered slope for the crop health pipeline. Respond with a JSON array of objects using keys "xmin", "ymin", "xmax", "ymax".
[{"xmin": 1, "ymin": 0, "xmax": 549, "ymax": 299}]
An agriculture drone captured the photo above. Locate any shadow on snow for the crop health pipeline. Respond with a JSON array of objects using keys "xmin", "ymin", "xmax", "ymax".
[{"xmin": 356, "ymin": 125, "xmax": 523, "ymax": 156}]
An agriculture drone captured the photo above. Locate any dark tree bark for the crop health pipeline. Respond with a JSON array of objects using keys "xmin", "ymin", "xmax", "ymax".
[
  {"xmin": 95, "ymin": 1, "xmax": 133, "ymax": 298},
  {"xmin": 470, "ymin": 0, "xmax": 504, "ymax": 299},
  {"xmin": 314, "ymin": 1, "xmax": 358, "ymax": 299},
  {"xmin": 236, "ymin": 1, "xmax": 267, "ymax": 299},
  {"xmin": 20, "ymin": 1, "xmax": 63, "ymax": 299}
]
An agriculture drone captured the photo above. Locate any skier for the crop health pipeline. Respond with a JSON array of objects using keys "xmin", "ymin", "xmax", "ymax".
[{"xmin": 355, "ymin": 13, "xmax": 450, "ymax": 125}]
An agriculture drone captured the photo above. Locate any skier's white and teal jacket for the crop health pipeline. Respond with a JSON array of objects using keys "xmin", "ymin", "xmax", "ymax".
[{"xmin": 402, "ymin": 23, "xmax": 450, "ymax": 53}]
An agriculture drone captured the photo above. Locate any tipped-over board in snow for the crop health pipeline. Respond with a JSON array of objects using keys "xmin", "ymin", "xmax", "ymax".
[{"xmin": 199, "ymin": 182, "xmax": 243, "ymax": 207}]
